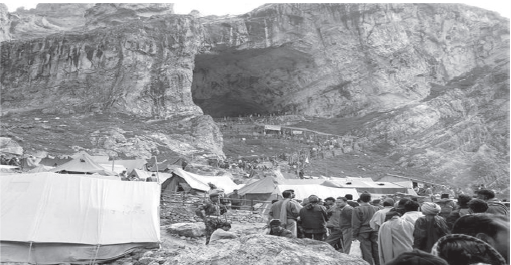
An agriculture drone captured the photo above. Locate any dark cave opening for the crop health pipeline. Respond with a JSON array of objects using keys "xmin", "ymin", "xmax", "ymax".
[{"xmin": 191, "ymin": 46, "xmax": 314, "ymax": 118}]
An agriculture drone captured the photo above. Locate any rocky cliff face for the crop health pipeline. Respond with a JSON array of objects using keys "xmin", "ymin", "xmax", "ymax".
[
  {"xmin": 193, "ymin": 3, "xmax": 508, "ymax": 118},
  {"xmin": 0, "ymin": 4, "xmax": 223, "ymax": 159},
  {"xmin": 0, "ymin": 3, "xmax": 509, "ymax": 188}
]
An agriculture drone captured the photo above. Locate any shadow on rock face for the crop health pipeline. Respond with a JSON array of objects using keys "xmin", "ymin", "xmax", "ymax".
[{"xmin": 167, "ymin": 233, "xmax": 368, "ymax": 265}]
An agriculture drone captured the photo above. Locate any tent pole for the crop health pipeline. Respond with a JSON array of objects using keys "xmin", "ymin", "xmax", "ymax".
[{"xmin": 155, "ymin": 156, "xmax": 160, "ymax": 183}]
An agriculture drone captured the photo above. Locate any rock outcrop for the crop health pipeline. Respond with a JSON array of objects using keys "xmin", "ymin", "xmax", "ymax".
[
  {"xmin": 194, "ymin": 3, "xmax": 508, "ymax": 118},
  {"xmin": 2, "ymin": 3, "xmax": 93, "ymax": 41},
  {"xmin": 168, "ymin": 234, "xmax": 368, "ymax": 265},
  {"xmin": 84, "ymin": 3, "xmax": 174, "ymax": 30}
]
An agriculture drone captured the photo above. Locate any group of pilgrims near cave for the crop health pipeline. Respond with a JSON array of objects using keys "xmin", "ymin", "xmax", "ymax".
[{"xmin": 198, "ymin": 187, "xmax": 510, "ymax": 265}]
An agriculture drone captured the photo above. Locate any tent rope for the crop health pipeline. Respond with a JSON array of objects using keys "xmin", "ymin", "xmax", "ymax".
[
  {"xmin": 90, "ymin": 244, "xmax": 100, "ymax": 265},
  {"xmin": 27, "ymin": 241, "xmax": 33, "ymax": 263}
]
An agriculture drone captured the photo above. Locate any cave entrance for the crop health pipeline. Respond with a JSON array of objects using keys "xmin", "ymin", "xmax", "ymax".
[{"xmin": 191, "ymin": 46, "xmax": 313, "ymax": 118}]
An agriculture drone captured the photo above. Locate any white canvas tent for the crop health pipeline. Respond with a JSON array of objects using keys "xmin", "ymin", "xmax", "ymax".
[
  {"xmin": 161, "ymin": 168, "xmax": 242, "ymax": 195},
  {"xmin": 0, "ymin": 172, "xmax": 160, "ymax": 264},
  {"xmin": 272, "ymin": 184, "xmax": 359, "ymax": 201}
]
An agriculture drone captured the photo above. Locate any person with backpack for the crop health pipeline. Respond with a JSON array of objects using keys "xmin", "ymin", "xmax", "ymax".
[{"xmin": 435, "ymin": 194, "xmax": 456, "ymax": 219}]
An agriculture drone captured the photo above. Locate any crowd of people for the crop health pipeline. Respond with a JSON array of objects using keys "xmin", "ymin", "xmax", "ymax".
[
  {"xmin": 197, "ymin": 188, "xmax": 510, "ymax": 265},
  {"xmin": 0, "ymin": 154, "xmax": 20, "ymax": 166}
]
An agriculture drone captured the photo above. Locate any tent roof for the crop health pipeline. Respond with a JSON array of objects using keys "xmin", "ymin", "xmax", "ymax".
[
  {"xmin": 27, "ymin": 164, "xmax": 53, "ymax": 173},
  {"xmin": 0, "ymin": 172, "xmax": 160, "ymax": 245},
  {"xmin": 130, "ymin": 169, "xmax": 153, "ymax": 180},
  {"xmin": 322, "ymin": 178, "xmax": 409, "ymax": 195},
  {"xmin": 238, "ymin": 176, "xmax": 279, "ymax": 196},
  {"xmin": 281, "ymin": 179, "xmax": 327, "ymax": 185},
  {"xmin": 273, "ymin": 184, "xmax": 359, "ymax": 201},
  {"xmin": 112, "ymin": 159, "xmax": 147, "ymax": 172},
  {"xmin": 98, "ymin": 163, "xmax": 127, "ymax": 174},
  {"xmin": 172, "ymin": 168, "xmax": 241, "ymax": 194},
  {"xmin": 51, "ymin": 153, "xmax": 116, "ymax": 176}
]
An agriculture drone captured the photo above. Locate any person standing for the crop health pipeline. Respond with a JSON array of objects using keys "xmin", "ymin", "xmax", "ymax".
[
  {"xmin": 369, "ymin": 198, "xmax": 395, "ymax": 231},
  {"xmin": 299, "ymin": 195, "xmax": 329, "ymax": 240},
  {"xmin": 413, "ymin": 202, "xmax": 449, "ymax": 252},
  {"xmin": 338, "ymin": 196, "xmax": 354, "ymax": 254},
  {"xmin": 345, "ymin": 194, "xmax": 360, "ymax": 207},
  {"xmin": 476, "ymin": 189, "xmax": 509, "ymax": 216},
  {"xmin": 268, "ymin": 190, "xmax": 302, "ymax": 237},
  {"xmin": 352, "ymin": 192, "xmax": 380, "ymax": 265},
  {"xmin": 401, "ymin": 200, "xmax": 424, "ymax": 226},
  {"xmin": 198, "ymin": 192, "xmax": 227, "ymax": 245},
  {"xmin": 378, "ymin": 211, "xmax": 414, "ymax": 264},
  {"xmin": 228, "ymin": 189, "xmax": 242, "ymax": 210},
  {"xmin": 445, "ymin": 194, "xmax": 472, "ymax": 230},
  {"xmin": 325, "ymin": 197, "xmax": 346, "ymax": 250}
]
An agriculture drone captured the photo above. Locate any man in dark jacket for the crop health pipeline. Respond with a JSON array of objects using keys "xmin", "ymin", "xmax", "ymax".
[
  {"xmin": 299, "ymin": 195, "xmax": 328, "ymax": 240},
  {"xmin": 352, "ymin": 192, "xmax": 380, "ymax": 265},
  {"xmin": 477, "ymin": 189, "xmax": 509, "ymax": 216},
  {"xmin": 435, "ymin": 194, "xmax": 456, "ymax": 219},
  {"xmin": 445, "ymin": 194, "xmax": 471, "ymax": 229}
]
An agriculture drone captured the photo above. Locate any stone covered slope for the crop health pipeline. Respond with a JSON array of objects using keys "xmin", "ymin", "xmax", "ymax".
[
  {"xmin": 0, "ymin": 4, "xmax": 224, "ymax": 159},
  {"xmin": 355, "ymin": 62, "xmax": 510, "ymax": 191},
  {"xmin": 168, "ymin": 234, "xmax": 367, "ymax": 265},
  {"xmin": 194, "ymin": 3, "xmax": 508, "ymax": 117}
]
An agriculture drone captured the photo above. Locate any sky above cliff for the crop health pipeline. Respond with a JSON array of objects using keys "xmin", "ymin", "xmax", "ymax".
[{"xmin": 4, "ymin": 1, "xmax": 510, "ymax": 19}]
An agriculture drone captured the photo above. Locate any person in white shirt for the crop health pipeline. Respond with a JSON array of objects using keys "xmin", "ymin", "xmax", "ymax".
[
  {"xmin": 401, "ymin": 200, "xmax": 424, "ymax": 225},
  {"xmin": 209, "ymin": 222, "xmax": 238, "ymax": 243},
  {"xmin": 370, "ymin": 198, "xmax": 395, "ymax": 231}
]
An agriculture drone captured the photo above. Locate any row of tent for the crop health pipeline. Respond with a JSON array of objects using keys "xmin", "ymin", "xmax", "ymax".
[
  {"xmin": 2, "ymin": 151, "xmax": 188, "ymax": 180},
  {"xmin": 234, "ymin": 174, "xmax": 416, "ymax": 203},
  {"xmin": 161, "ymin": 168, "xmax": 417, "ymax": 203}
]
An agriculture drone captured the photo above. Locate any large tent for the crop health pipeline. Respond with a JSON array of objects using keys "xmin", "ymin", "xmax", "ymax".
[
  {"xmin": 237, "ymin": 176, "xmax": 280, "ymax": 201},
  {"xmin": 161, "ymin": 168, "xmax": 241, "ymax": 195},
  {"xmin": 272, "ymin": 184, "xmax": 359, "ymax": 202},
  {"xmin": 321, "ymin": 178, "xmax": 410, "ymax": 197},
  {"xmin": 51, "ymin": 152, "xmax": 116, "ymax": 176},
  {"xmin": 0, "ymin": 172, "xmax": 160, "ymax": 264}
]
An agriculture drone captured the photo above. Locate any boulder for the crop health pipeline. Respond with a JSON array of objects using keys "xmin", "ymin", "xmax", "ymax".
[
  {"xmin": 166, "ymin": 222, "xmax": 205, "ymax": 238},
  {"xmin": 167, "ymin": 234, "xmax": 368, "ymax": 265}
]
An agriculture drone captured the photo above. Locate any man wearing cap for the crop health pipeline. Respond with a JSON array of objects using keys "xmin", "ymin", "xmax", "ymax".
[
  {"xmin": 198, "ymin": 192, "xmax": 227, "ymax": 245},
  {"xmin": 268, "ymin": 190, "xmax": 302, "ymax": 237},
  {"xmin": 268, "ymin": 219, "xmax": 294, "ymax": 238},
  {"xmin": 369, "ymin": 198, "xmax": 395, "ymax": 231},
  {"xmin": 229, "ymin": 189, "xmax": 242, "ymax": 210}
]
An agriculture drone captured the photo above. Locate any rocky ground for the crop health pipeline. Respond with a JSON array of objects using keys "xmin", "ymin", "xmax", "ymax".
[{"xmin": 105, "ymin": 222, "xmax": 364, "ymax": 265}]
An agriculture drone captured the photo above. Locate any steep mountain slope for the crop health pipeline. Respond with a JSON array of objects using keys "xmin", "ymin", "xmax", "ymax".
[{"xmin": 0, "ymin": 3, "xmax": 508, "ymax": 192}]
